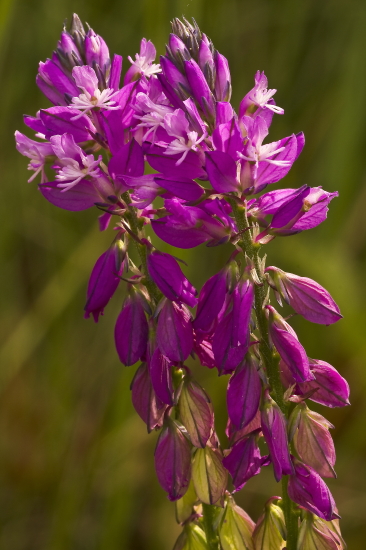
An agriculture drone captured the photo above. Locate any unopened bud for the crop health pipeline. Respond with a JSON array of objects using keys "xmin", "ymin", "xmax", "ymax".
[
  {"xmin": 219, "ymin": 496, "xmax": 255, "ymax": 550},
  {"xmin": 175, "ymin": 479, "xmax": 198, "ymax": 524},
  {"xmin": 178, "ymin": 378, "xmax": 214, "ymax": 448},
  {"xmin": 173, "ymin": 523, "xmax": 208, "ymax": 550},
  {"xmin": 192, "ymin": 446, "xmax": 228, "ymax": 506},
  {"xmin": 253, "ymin": 497, "xmax": 286, "ymax": 550}
]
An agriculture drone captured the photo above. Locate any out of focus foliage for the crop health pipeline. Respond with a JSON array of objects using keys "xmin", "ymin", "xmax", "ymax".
[{"xmin": 1, "ymin": 0, "xmax": 366, "ymax": 548}]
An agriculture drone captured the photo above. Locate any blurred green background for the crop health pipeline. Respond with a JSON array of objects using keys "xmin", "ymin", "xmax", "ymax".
[{"xmin": 1, "ymin": 0, "xmax": 366, "ymax": 547}]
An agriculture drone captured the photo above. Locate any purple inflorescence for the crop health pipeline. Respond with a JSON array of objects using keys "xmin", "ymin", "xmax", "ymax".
[{"xmin": 16, "ymin": 13, "xmax": 348, "ymax": 548}]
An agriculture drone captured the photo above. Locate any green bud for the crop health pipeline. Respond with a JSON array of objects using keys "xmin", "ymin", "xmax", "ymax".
[
  {"xmin": 253, "ymin": 497, "xmax": 286, "ymax": 550},
  {"xmin": 176, "ymin": 480, "xmax": 198, "ymax": 524},
  {"xmin": 173, "ymin": 523, "xmax": 209, "ymax": 550},
  {"xmin": 192, "ymin": 447, "xmax": 228, "ymax": 506},
  {"xmin": 219, "ymin": 496, "xmax": 255, "ymax": 550},
  {"xmin": 298, "ymin": 514, "xmax": 340, "ymax": 550},
  {"xmin": 178, "ymin": 379, "xmax": 214, "ymax": 448}
]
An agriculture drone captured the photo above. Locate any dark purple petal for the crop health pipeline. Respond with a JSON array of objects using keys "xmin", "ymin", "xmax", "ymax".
[
  {"xmin": 205, "ymin": 151, "xmax": 239, "ymax": 193},
  {"xmin": 193, "ymin": 335, "xmax": 216, "ymax": 369},
  {"xmin": 130, "ymin": 362, "xmax": 167, "ymax": 432},
  {"xmin": 39, "ymin": 107, "xmax": 95, "ymax": 142},
  {"xmin": 154, "ymin": 421, "xmax": 192, "ymax": 501},
  {"xmin": 212, "ymin": 311, "xmax": 248, "ymax": 374},
  {"xmin": 155, "ymin": 176, "xmax": 204, "ymax": 202},
  {"xmin": 39, "ymin": 180, "xmax": 101, "ymax": 211},
  {"xmin": 261, "ymin": 392, "xmax": 293, "ymax": 482},
  {"xmin": 84, "ymin": 242, "xmax": 125, "ymax": 322},
  {"xmin": 146, "ymin": 144, "xmax": 206, "ymax": 179},
  {"xmin": 109, "ymin": 139, "xmax": 144, "ymax": 185},
  {"xmin": 115, "ymin": 295, "xmax": 149, "ymax": 366},
  {"xmin": 157, "ymin": 301, "xmax": 193, "ymax": 362},
  {"xmin": 269, "ymin": 324, "xmax": 312, "ymax": 383},
  {"xmin": 149, "ymin": 348, "xmax": 174, "ymax": 405},
  {"xmin": 152, "ymin": 217, "xmax": 210, "ymax": 249},
  {"xmin": 227, "ymin": 357, "xmax": 261, "ymax": 430},
  {"xmin": 288, "ymin": 461, "xmax": 338, "ymax": 521},
  {"xmin": 101, "ymin": 82, "xmax": 138, "ymax": 154},
  {"xmin": 300, "ymin": 360, "xmax": 350, "ymax": 408},
  {"xmin": 231, "ymin": 280, "xmax": 254, "ymax": 346},
  {"xmin": 109, "ymin": 54, "xmax": 123, "ymax": 91},
  {"xmin": 222, "ymin": 433, "xmax": 262, "ymax": 491},
  {"xmin": 193, "ymin": 271, "xmax": 228, "ymax": 333}
]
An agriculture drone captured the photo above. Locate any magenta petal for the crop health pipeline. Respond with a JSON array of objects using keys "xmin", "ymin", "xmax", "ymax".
[
  {"xmin": 270, "ymin": 325, "xmax": 312, "ymax": 383},
  {"xmin": 300, "ymin": 360, "xmax": 350, "ymax": 408},
  {"xmin": 109, "ymin": 139, "xmax": 145, "ymax": 184},
  {"xmin": 152, "ymin": 218, "xmax": 210, "ymax": 249},
  {"xmin": 212, "ymin": 311, "xmax": 247, "ymax": 374},
  {"xmin": 212, "ymin": 119, "xmax": 243, "ymax": 159},
  {"xmin": 222, "ymin": 433, "xmax": 262, "ymax": 492},
  {"xmin": 193, "ymin": 271, "xmax": 227, "ymax": 333},
  {"xmin": 84, "ymin": 244, "xmax": 125, "ymax": 322},
  {"xmin": 39, "ymin": 180, "xmax": 101, "ymax": 211},
  {"xmin": 130, "ymin": 363, "xmax": 167, "ymax": 432},
  {"xmin": 261, "ymin": 392, "xmax": 293, "ymax": 482},
  {"xmin": 115, "ymin": 295, "xmax": 149, "ymax": 366},
  {"xmin": 205, "ymin": 151, "xmax": 239, "ymax": 193},
  {"xmin": 109, "ymin": 54, "xmax": 123, "ymax": 91},
  {"xmin": 157, "ymin": 301, "xmax": 193, "ymax": 362},
  {"xmin": 154, "ymin": 421, "xmax": 192, "ymax": 501},
  {"xmin": 147, "ymin": 251, "xmax": 197, "ymax": 306},
  {"xmin": 216, "ymin": 102, "xmax": 235, "ymax": 125},
  {"xmin": 149, "ymin": 348, "xmax": 174, "ymax": 405},
  {"xmin": 39, "ymin": 107, "xmax": 95, "ymax": 142},
  {"xmin": 146, "ymin": 145, "xmax": 206, "ymax": 179},
  {"xmin": 288, "ymin": 460, "xmax": 338, "ymax": 521},
  {"xmin": 255, "ymin": 134, "xmax": 298, "ymax": 188},
  {"xmin": 155, "ymin": 176, "xmax": 204, "ymax": 201},
  {"xmin": 227, "ymin": 358, "xmax": 261, "ymax": 430}
]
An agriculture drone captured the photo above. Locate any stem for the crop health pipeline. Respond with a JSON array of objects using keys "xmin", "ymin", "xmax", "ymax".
[
  {"xmin": 122, "ymin": 192, "xmax": 161, "ymax": 305},
  {"xmin": 229, "ymin": 199, "xmax": 298, "ymax": 550},
  {"xmin": 202, "ymin": 503, "xmax": 220, "ymax": 550}
]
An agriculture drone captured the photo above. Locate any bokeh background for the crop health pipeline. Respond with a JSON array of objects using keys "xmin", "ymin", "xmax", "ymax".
[{"xmin": 1, "ymin": 0, "xmax": 366, "ymax": 548}]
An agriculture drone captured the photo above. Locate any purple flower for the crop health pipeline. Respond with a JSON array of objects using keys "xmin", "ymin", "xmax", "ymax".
[
  {"xmin": 130, "ymin": 362, "xmax": 167, "ymax": 432},
  {"xmin": 114, "ymin": 291, "xmax": 149, "ymax": 366},
  {"xmin": 154, "ymin": 418, "xmax": 192, "ymax": 501},
  {"xmin": 15, "ymin": 131, "xmax": 53, "ymax": 183},
  {"xmin": 261, "ymin": 390, "xmax": 293, "ymax": 482},
  {"xmin": 24, "ymin": 107, "xmax": 96, "ymax": 144},
  {"xmin": 147, "ymin": 250, "xmax": 197, "ymax": 307},
  {"xmin": 193, "ymin": 267, "xmax": 230, "ymax": 334},
  {"xmin": 212, "ymin": 280, "xmax": 254, "ymax": 374},
  {"xmin": 239, "ymin": 71, "xmax": 284, "ymax": 117},
  {"xmin": 149, "ymin": 347, "xmax": 174, "ymax": 405},
  {"xmin": 214, "ymin": 52, "xmax": 231, "ymax": 102},
  {"xmin": 267, "ymin": 305, "xmax": 313, "ymax": 383},
  {"xmin": 266, "ymin": 266, "xmax": 342, "ymax": 325},
  {"xmin": 156, "ymin": 300, "xmax": 193, "ymax": 362},
  {"xmin": 222, "ymin": 431, "xmax": 264, "ymax": 491},
  {"xmin": 227, "ymin": 353, "xmax": 261, "ymax": 429},
  {"xmin": 124, "ymin": 38, "xmax": 161, "ymax": 84},
  {"xmin": 288, "ymin": 460, "xmax": 339, "ymax": 521},
  {"xmin": 184, "ymin": 58, "xmax": 215, "ymax": 119},
  {"xmin": 84, "ymin": 239, "xmax": 126, "ymax": 321}
]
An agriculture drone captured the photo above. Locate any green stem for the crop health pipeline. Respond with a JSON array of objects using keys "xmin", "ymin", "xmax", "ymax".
[
  {"xmin": 122, "ymin": 192, "xmax": 161, "ymax": 305},
  {"xmin": 202, "ymin": 503, "xmax": 220, "ymax": 550},
  {"xmin": 229, "ymin": 198, "xmax": 298, "ymax": 550}
]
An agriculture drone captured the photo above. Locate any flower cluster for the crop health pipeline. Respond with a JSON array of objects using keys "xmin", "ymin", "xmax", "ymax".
[{"xmin": 16, "ymin": 15, "xmax": 348, "ymax": 550}]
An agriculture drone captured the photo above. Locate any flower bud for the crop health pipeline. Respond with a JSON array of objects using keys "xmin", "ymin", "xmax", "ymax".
[
  {"xmin": 193, "ymin": 269, "xmax": 229, "ymax": 334},
  {"xmin": 266, "ymin": 267, "xmax": 342, "ymax": 325},
  {"xmin": 184, "ymin": 59, "xmax": 215, "ymax": 119},
  {"xmin": 219, "ymin": 496, "xmax": 255, "ymax": 550},
  {"xmin": 130, "ymin": 362, "xmax": 167, "ymax": 432},
  {"xmin": 114, "ymin": 290, "xmax": 149, "ymax": 366},
  {"xmin": 288, "ymin": 459, "xmax": 339, "ymax": 521},
  {"xmin": 147, "ymin": 250, "xmax": 198, "ymax": 307},
  {"xmin": 261, "ymin": 390, "xmax": 293, "ymax": 482},
  {"xmin": 157, "ymin": 300, "xmax": 194, "ymax": 362},
  {"xmin": 192, "ymin": 446, "xmax": 228, "ymax": 506},
  {"xmin": 173, "ymin": 524, "xmax": 208, "ymax": 550},
  {"xmin": 154, "ymin": 418, "xmax": 192, "ymax": 501},
  {"xmin": 252, "ymin": 497, "xmax": 286, "ymax": 550},
  {"xmin": 290, "ymin": 403, "xmax": 336, "ymax": 478},
  {"xmin": 297, "ymin": 513, "xmax": 340, "ymax": 550},
  {"xmin": 84, "ymin": 239, "xmax": 126, "ymax": 322},
  {"xmin": 178, "ymin": 378, "xmax": 214, "ymax": 448},
  {"xmin": 222, "ymin": 431, "xmax": 263, "ymax": 492},
  {"xmin": 267, "ymin": 305, "xmax": 313, "ymax": 383},
  {"xmin": 175, "ymin": 479, "xmax": 198, "ymax": 524},
  {"xmin": 149, "ymin": 347, "xmax": 174, "ymax": 405},
  {"xmin": 227, "ymin": 353, "xmax": 261, "ymax": 430},
  {"xmin": 214, "ymin": 52, "xmax": 231, "ymax": 102},
  {"xmin": 300, "ymin": 360, "xmax": 350, "ymax": 408}
]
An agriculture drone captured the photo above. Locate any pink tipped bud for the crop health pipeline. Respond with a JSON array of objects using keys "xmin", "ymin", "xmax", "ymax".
[
  {"xmin": 130, "ymin": 362, "xmax": 167, "ymax": 432},
  {"xmin": 266, "ymin": 267, "xmax": 342, "ymax": 325},
  {"xmin": 290, "ymin": 403, "xmax": 336, "ymax": 478},
  {"xmin": 154, "ymin": 418, "xmax": 192, "ymax": 501}
]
